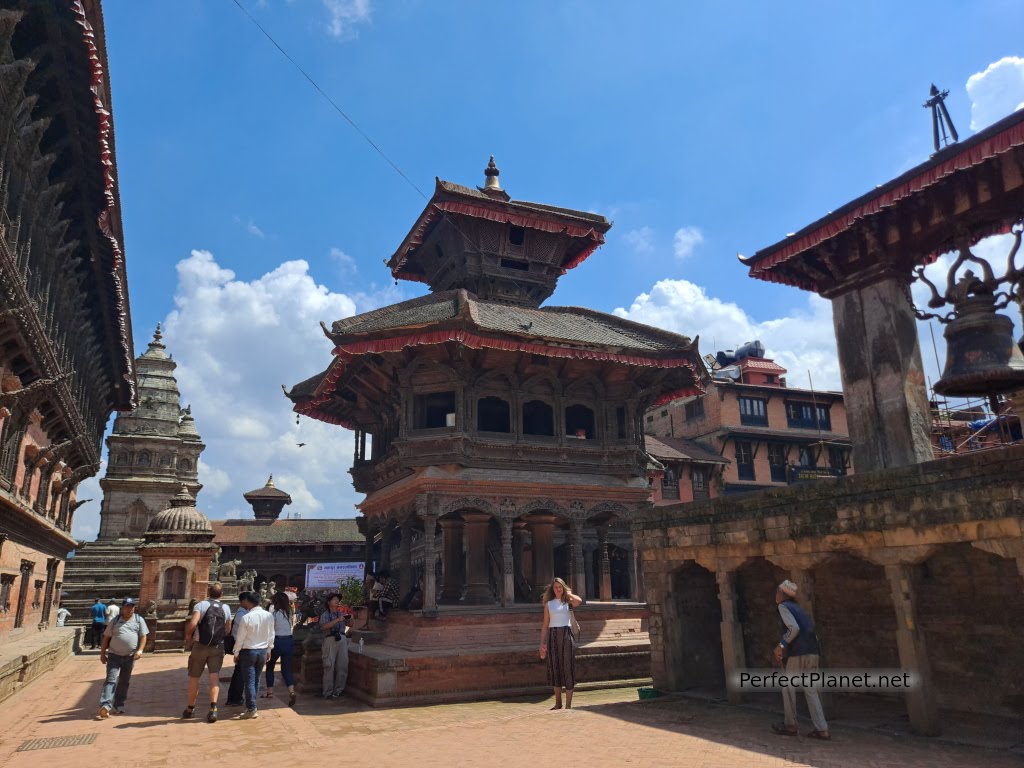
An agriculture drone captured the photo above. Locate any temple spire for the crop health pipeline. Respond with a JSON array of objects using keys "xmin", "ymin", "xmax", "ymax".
[{"xmin": 480, "ymin": 155, "xmax": 508, "ymax": 199}]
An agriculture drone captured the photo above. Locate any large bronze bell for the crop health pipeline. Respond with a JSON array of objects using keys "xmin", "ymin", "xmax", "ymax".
[{"xmin": 933, "ymin": 284, "xmax": 1024, "ymax": 397}]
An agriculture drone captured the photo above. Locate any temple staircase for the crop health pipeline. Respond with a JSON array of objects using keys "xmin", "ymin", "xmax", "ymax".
[{"xmin": 61, "ymin": 539, "xmax": 143, "ymax": 628}]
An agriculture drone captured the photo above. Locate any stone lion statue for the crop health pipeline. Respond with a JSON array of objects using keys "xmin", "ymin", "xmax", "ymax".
[
  {"xmin": 218, "ymin": 559, "xmax": 242, "ymax": 579},
  {"xmin": 238, "ymin": 570, "xmax": 256, "ymax": 594}
]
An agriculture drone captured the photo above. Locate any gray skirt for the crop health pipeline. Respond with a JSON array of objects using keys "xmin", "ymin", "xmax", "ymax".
[{"xmin": 547, "ymin": 626, "xmax": 576, "ymax": 689}]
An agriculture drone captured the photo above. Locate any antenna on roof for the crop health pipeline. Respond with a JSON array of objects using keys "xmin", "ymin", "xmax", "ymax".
[{"xmin": 924, "ymin": 84, "xmax": 958, "ymax": 154}]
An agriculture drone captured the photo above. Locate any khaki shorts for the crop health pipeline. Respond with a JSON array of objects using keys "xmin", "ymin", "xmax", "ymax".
[{"xmin": 187, "ymin": 643, "xmax": 225, "ymax": 677}]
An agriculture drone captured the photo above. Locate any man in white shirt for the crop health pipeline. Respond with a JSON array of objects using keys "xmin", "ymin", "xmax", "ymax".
[
  {"xmin": 105, "ymin": 599, "xmax": 120, "ymax": 624},
  {"xmin": 232, "ymin": 591, "xmax": 274, "ymax": 719},
  {"xmin": 56, "ymin": 605, "xmax": 71, "ymax": 627}
]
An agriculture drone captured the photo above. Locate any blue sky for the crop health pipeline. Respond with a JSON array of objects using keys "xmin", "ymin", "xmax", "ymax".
[{"xmin": 73, "ymin": 1, "xmax": 1024, "ymax": 536}]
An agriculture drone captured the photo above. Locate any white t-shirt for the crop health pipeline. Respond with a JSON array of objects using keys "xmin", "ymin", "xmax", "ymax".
[
  {"xmin": 105, "ymin": 604, "xmax": 120, "ymax": 623},
  {"xmin": 547, "ymin": 599, "xmax": 571, "ymax": 628},
  {"xmin": 56, "ymin": 607, "xmax": 71, "ymax": 626},
  {"xmin": 271, "ymin": 608, "xmax": 293, "ymax": 637},
  {"xmin": 190, "ymin": 599, "xmax": 233, "ymax": 642}
]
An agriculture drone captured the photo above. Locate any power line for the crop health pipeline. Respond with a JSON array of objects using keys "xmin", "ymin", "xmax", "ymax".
[{"xmin": 228, "ymin": 0, "xmax": 429, "ymax": 201}]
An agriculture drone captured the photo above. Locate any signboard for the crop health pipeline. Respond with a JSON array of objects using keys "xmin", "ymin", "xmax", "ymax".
[
  {"xmin": 788, "ymin": 466, "xmax": 841, "ymax": 483},
  {"xmin": 304, "ymin": 562, "xmax": 365, "ymax": 589}
]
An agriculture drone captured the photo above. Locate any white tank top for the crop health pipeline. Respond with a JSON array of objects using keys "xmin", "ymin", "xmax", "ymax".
[{"xmin": 547, "ymin": 599, "xmax": 571, "ymax": 628}]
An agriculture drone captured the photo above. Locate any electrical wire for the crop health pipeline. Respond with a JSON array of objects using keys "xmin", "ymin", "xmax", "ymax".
[{"xmin": 228, "ymin": 0, "xmax": 429, "ymax": 202}]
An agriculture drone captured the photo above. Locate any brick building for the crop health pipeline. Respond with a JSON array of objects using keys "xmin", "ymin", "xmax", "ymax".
[
  {"xmin": 0, "ymin": 1, "xmax": 135, "ymax": 644},
  {"xmin": 645, "ymin": 345, "xmax": 852, "ymax": 495}
]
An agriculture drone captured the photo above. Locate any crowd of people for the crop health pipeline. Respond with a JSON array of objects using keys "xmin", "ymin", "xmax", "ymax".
[{"xmin": 87, "ymin": 574, "xmax": 830, "ymax": 738}]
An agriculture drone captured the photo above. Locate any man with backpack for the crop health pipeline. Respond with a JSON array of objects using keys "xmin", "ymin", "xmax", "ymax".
[
  {"xmin": 182, "ymin": 582, "xmax": 233, "ymax": 723},
  {"xmin": 97, "ymin": 598, "xmax": 148, "ymax": 718}
]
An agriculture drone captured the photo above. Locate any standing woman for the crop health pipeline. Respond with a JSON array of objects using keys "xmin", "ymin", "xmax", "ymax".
[
  {"xmin": 265, "ymin": 591, "xmax": 297, "ymax": 706},
  {"xmin": 539, "ymin": 577, "xmax": 582, "ymax": 710}
]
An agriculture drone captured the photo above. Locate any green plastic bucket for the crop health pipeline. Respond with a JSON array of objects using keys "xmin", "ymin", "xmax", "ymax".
[{"xmin": 637, "ymin": 687, "xmax": 661, "ymax": 700}]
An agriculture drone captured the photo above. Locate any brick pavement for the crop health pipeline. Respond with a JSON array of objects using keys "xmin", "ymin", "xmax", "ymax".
[{"xmin": 0, "ymin": 653, "xmax": 1020, "ymax": 768}]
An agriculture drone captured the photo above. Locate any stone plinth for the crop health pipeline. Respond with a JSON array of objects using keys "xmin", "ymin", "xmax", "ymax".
[{"xmin": 341, "ymin": 604, "xmax": 650, "ymax": 707}]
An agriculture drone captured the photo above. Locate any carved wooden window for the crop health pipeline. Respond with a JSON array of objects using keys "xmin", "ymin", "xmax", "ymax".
[
  {"xmin": 477, "ymin": 396, "xmax": 511, "ymax": 433},
  {"xmin": 829, "ymin": 446, "xmax": 849, "ymax": 475},
  {"xmin": 414, "ymin": 391, "xmax": 457, "ymax": 429},
  {"xmin": 163, "ymin": 566, "xmax": 188, "ymax": 600},
  {"xmin": 0, "ymin": 575, "xmax": 14, "ymax": 613},
  {"xmin": 523, "ymin": 400, "xmax": 554, "ymax": 437},
  {"xmin": 798, "ymin": 445, "xmax": 816, "ymax": 467},
  {"xmin": 32, "ymin": 580, "xmax": 43, "ymax": 608},
  {"xmin": 735, "ymin": 441, "xmax": 755, "ymax": 481},
  {"xmin": 738, "ymin": 397, "xmax": 768, "ymax": 427},
  {"xmin": 565, "ymin": 404, "xmax": 596, "ymax": 440},
  {"xmin": 684, "ymin": 398, "xmax": 705, "ymax": 421},
  {"xmin": 691, "ymin": 467, "xmax": 709, "ymax": 500},
  {"xmin": 767, "ymin": 443, "xmax": 788, "ymax": 482},
  {"xmin": 508, "ymin": 225, "xmax": 525, "ymax": 247}
]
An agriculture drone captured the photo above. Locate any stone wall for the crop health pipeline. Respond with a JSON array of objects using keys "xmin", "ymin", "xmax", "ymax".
[{"xmin": 635, "ymin": 444, "xmax": 1024, "ymax": 732}]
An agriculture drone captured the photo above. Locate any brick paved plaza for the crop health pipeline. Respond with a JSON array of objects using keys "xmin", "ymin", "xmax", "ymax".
[{"xmin": 0, "ymin": 653, "xmax": 1020, "ymax": 768}]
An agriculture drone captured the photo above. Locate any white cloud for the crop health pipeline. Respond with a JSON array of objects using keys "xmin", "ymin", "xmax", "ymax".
[
  {"xmin": 623, "ymin": 226, "xmax": 655, "ymax": 254},
  {"xmin": 198, "ymin": 459, "xmax": 232, "ymax": 497},
  {"xmin": 966, "ymin": 56, "xmax": 1024, "ymax": 131},
  {"xmin": 160, "ymin": 249, "xmax": 371, "ymax": 521},
  {"xmin": 330, "ymin": 247, "xmax": 358, "ymax": 276},
  {"xmin": 615, "ymin": 279, "xmax": 842, "ymax": 391},
  {"xmin": 247, "ymin": 221, "xmax": 266, "ymax": 239},
  {"xmin": 673, "ymin": 226, "xmax": 704, "ymax": 260},
  {"xmin": 323, "ymin": 0, "xmax": 372, "ymax": 39}
]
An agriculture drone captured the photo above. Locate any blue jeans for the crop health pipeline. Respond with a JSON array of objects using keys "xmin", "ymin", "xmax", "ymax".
[
  {"xmin": 266, "ymin": 636, "xmax": 295, "ymax": 689},
  {"xmin": 100, "ymin": 653, "xmax": 136, "ymax": 710},
  {"xmin": 238, "ymin": 649, "xmax": 268, "ymax": 711}
]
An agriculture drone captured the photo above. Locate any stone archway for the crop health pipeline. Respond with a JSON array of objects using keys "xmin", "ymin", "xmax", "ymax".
[
  {"xmin": 814, "ymin": 553, "xmax": 899, "ymax": 671},
  {"xmin": 915, "ymin": 544, "xmax": 1024, "ymax": 716},
  {"xmin": 665, "ymin": 561, "xmax": 725, "ymax": 693},
  {"xmin": 735, "ymin": 558, "xmax": 788, "ymax": 669}
]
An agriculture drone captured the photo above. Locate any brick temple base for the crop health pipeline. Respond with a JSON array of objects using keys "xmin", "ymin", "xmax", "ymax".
[{"xmin": 338, "ymin": 604, "xmax": 651, "ymax": 707}]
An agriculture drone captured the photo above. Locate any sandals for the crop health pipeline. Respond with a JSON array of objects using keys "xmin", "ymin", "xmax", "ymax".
[
  {"xmin": 259, "ymin": 691, "xmax": 274, "ymax": 698},
  {"xmin": 288, "ymin": 691, "xmax": 297, "ymax": 708},
  {"xmin": 808, "ymin": 730, "xmax": 831, "ymax": 741},
  {"xmin": 770, "ymin": 722, "xmax": 797, "ymax": 736}
]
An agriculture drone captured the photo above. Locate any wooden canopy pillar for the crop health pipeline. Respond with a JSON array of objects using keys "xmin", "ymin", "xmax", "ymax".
[{"xmin": 832, "ymin": 276, "xmax": 934, "ymax": 471}]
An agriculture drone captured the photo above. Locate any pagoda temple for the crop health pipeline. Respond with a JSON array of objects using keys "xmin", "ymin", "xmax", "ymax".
[{"xmin": 286, "ymin": 160, "xmax": 706, "ymax": 704}]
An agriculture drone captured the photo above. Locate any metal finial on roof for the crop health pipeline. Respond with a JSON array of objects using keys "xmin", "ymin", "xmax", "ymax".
[
  {"xmin": 923, "ymin": 83, "xmax": 959, "ymax": 154},
  {"xmin": 483, "ymin": 155, "xmax": 503, "ymax": 193},
  {"xmin": 153, "ymin": 322, "xmax": 162, "ymax": 342},
  {"xmin": 266, "ymin": 474, "xmax": 274, "ymax": 487}
]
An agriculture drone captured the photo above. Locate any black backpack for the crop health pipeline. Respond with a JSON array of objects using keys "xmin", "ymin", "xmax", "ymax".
[{"xmin": 197, "ymin": 600, "xmax": 226, "ymax": 646}]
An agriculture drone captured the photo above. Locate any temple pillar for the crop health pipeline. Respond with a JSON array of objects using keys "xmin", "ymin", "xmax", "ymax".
[
  {"xmin": 583, "ymin": 546, "xmax": 595, "ymax": 599},
  {"xmin": 363, "ymin": 519, "xmax": 376, "ymax": 572},
  {"xmin": 596, "ymin": 525, "xmax": 612, "ymax": 601},
  {"xmin": 421, "ymin": 515, "xmax": 438, "ymax": 611},
  {"xmin": 500, "ymin": 518, "xmax": 515, "ymax": 607},
  {"xmin": 715, "ymin": 569, "xmax": 746, "ymax": 705},
  {"xmin": 831, "ymin": 277, "xmax": 933, "ymax": 471},
  {"xmin": 399, "ymin": 518, "xmax": 413, "ymax": 597},
  {"xmin": 380, "ymin": 520, "xmax": 394, "ymax": 570},
  {"xmin": 884, "ymin": 563, "xmax": 940, "ymax": 736},
  {"xmin": 439, "ymin": 517, "xmax": 464, "ymax": 603},
  {"xmin": 570, "ymin": 520, "xmax": 586, "ymax": 602},
  {"xmin": 529, "ymin": 514, "xmax": 557, "ymax": 601},
  {"xmin": 512, "ymin": 522, "xmax": 527, "ymax": 598},
  {"xmin": 462, "ymin": 512, "xmax": 494, "ymax": 604}
]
